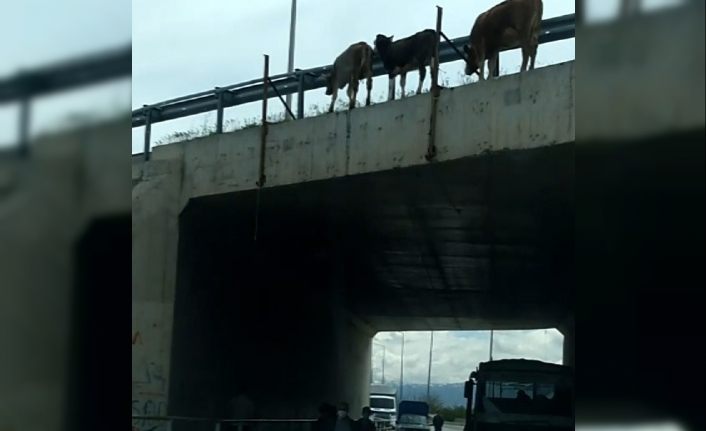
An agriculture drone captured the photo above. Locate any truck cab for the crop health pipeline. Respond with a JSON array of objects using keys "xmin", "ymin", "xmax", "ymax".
[
  {"xmin": 397, "ymin": 401, "xmax": 430, "ymax": 431},
  {"xmin": 464, "ymin": 359, "xmax": 574, "ymax": 431},
  {"xmin": 370, "ymin": 384, "xmax": 398, "ymax": 429}
]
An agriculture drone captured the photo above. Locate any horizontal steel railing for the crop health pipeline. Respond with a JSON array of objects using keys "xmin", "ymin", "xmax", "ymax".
[{"xmin": 131, "ymin": 14, "xmax": 575, "ymax": 128}]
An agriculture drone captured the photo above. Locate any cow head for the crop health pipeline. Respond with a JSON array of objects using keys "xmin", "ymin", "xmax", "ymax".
[
  {"xmin": 374, "ymin": 34, "xmax": 394, "ymax": 52},
  {"xmin": 463, "ymin": 44, "xmax": 481, "ymax": 76}
]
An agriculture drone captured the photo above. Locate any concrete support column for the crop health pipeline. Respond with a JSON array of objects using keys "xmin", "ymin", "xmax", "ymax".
[
  {"xmin": 330, "ymin": 241, "xmax": 373, "ymax": 416},
  {"xmin": 132, "ymin": 149, "xmax": 185, "ymax": 430}
]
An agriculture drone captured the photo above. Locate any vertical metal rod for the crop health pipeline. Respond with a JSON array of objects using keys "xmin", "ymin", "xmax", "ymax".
[
  {"xmin": 399, "ymin": 332, "xmax": 405, "ymax": 400},
  {"xmin": 254, "ymin": 54, "xmax": 269, "ymax": 242},
  {"xmin": 143, "ymin": 106, "xmax": 152, "ymax": 161},
  {"xmin": 432, "ymin": 6, "xmax": 442, "ymax": 94},
  {"xmin": 216, "ymin": 87, "xmax": 224, "ymax": 134},
  {"xmin": 259, "ymin": 55, "xmax": 269, "ymax": 187},
  {"xmin": 426, "ymin": 331, "xmax": 434, "ymax": 402},
  {"xmin": 382, "ymin": 345, "xmax": 386, "ymax": 384},
  {"xmin": 489, "ymin": 330, "xmax": 494, "ymax": 361},
  {"xmin": 426, "ymin": 6, "xmax": 443, "ymax": 161},
  {"xmin": 285, "ymin": 0, "xmax": 297, "ymax": 120},
  {"xmin": 297, "ymin": 70, "xmax": 305, "ymax": 119},
  {"xmin": 18, "ymin": 97, "xmax": 30, "ymax": 156}
]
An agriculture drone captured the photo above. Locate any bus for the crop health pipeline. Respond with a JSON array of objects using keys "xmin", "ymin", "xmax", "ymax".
[{"xmin": 464, "ymin": 359, "xmax": 573, "ymax": 431}]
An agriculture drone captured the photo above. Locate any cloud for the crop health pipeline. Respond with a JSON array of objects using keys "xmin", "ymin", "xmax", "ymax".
[{"xmin": 371, "ymin": 329, "xmax": 563, "ymax": 384}]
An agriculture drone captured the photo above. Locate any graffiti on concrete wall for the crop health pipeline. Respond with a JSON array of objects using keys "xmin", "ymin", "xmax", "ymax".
[
  {"xmin": 132, "ymin": 330, "xmax": 143, "ymax": 345},
  {"xmin": 132, "ymin": 328, "xmax": 168, "ymax": 431}
]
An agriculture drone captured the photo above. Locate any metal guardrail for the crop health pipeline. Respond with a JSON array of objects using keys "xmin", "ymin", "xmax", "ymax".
[
  {"xmin": 131, "ymin": 14, "xmax": 574, "ymax": 130},
  {"xmin": 0, "ymin": 44, "xmax": 130, "ymax": 155},
  {"xmin": 0, "ymin": 45, "xmax": 131, "ymax": 102}
]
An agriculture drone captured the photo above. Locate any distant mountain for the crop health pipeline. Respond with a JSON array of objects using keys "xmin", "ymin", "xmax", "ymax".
[{"xmin": 375, "ymin": 382, "xmax": 466, "ymax": 407}]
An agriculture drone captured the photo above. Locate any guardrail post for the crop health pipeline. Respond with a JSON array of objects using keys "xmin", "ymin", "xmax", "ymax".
[
  {"xmin": 426, "ymin": 5, "xmax": 442, "ymax": 162},
  {"xmin": 216, "ymin": 87, "xmax": 225, "ymax": 133},
  {"xmin": 254, "ymin": 54, "xmax": 269, "ymax": 241},
  {"xmin": 258, "ymin": 54, "xmax": 269, "ymax": 188},
  {"xmin": 18, "ymin": 96, "xmax": 31, "ymax": 157},
  {"xmin": 143, "ymin": 105, "xmax": 152, "ymax": 161},
  {"xmin": 297, "ymin": 70, "xmax": 305, "ymax": 119}
]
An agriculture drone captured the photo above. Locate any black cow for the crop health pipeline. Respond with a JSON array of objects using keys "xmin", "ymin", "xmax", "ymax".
[{"xmin": 374, "ymin": 29, "xmax": 438, "ymax": 100}]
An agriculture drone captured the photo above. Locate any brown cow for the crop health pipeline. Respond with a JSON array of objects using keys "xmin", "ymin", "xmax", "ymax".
[
  {"xmin": 325, "ymin": 42, "xmax": 374, "ymax": 113},
  {"xmin": 463, "ymin": 0, "xmax": 543, "ymax": 80}
]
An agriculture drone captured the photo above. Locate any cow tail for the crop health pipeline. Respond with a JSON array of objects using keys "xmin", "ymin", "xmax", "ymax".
[{"xmin": 362, "ymin": 45, "xmax": 373, "ymax": 71}]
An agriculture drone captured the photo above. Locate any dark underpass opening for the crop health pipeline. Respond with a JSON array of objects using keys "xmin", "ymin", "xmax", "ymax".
[{"xmin": 168, "ymin": 145, "xmax": 574, "ymax": 428}]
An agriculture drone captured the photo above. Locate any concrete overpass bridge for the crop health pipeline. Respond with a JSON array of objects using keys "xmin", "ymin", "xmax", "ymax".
[{"xmin": 132, "ymin": 60, "xmax": 575, "ymax": 426}]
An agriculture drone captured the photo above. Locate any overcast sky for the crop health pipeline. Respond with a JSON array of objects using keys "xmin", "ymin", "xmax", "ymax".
[
  {"xmin": 0, "ymin": 0, "xmax": 131, "ymax": 147},
  {"xmin": 2, "ymin": 0, "xmax": 685, "ymax": 148},
  {"xmin": 371, "ymin": 329, "xmax": 563, "ymax": 385}
]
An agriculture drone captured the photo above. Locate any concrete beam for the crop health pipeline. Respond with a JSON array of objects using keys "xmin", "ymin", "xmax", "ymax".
[{"xmin": 135, "ymin": 61, "xmax": 574, "ymax": 205}]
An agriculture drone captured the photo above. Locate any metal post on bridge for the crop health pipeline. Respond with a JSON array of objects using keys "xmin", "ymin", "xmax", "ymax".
[
  {"xmin": 143, "ymin": 105, "xmax": 152, "ymax": 161},
  {"xmin": 216, "ymin": 87, "xmax": 225, "ymax": 134},
  {"xmin": 426, "ymin": 5, "xmax": 442, "ymax": 162},
  {"xmin": 18, "ymin": 96, "xmax": 31, "ymax": 157},
  {"xmin": 258, "ymin": 54, "xmax": 269, "ymax": 188},
  {"xmin": 297, "ymin": 69, "xmax": 305, "ymax": 119},
  {"xmin": 254, "ymin": 54, "xmax": 270, "ymax": 241}
]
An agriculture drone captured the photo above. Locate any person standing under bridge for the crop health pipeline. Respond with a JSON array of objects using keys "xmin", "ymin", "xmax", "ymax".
[
  {"xmin": 335, "ymin": 402, "xmax": 354, "ymax": 431},
  {"xmin": 432, "ymin": 413, "xmax": 444, "ymax": 431},
  {"xmin": 358, "ymin": 406, "xmax": 376, "ymax": 431},
  {"xmin": 315, "ymin": 403, "xmax": 337, "ymax": 431}
]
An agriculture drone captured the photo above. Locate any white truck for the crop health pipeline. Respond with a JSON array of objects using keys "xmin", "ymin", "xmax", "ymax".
[{"xmin": 370, "ymin": 384, "xmax": 398, "ymax": 429}]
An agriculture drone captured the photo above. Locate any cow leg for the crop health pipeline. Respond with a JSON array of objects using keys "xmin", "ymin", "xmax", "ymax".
[
  {"xmin": 388, "ymin": 76, "xmax": 396, "ymax": 101},
  {"xmin": 328, "ymin": 86, "xmax": 338, "ymax": 113},
  {"xmin": 529, "ymin": 36, "xmax": 539, "ymax": 70},
  {"xmin": 349, "ymin": 79, "xmax": 359, "ymax": 110},
  {"xmin": 479, "ymin": 59, "xmax": 486, "ymax": 81},
  {"xmin": 426, "ymin": 55, "xmax": 437, "ymax": 91},
  {"xmin": 365, "ymin": 71, "xmax": 372, "ymax": 106},
  {"xmin": 417, "ymin": 65, "xmax": 426, "ymax": 94},
  {"xmin": 400, "ymin": 73, "xmax": 408, "ymax": 98},
  {"xmin": 520, "ymin": 43, "xmax": 530, "ymax": 72},
  {"xmin": 487, "ymin": 53, "xmax": 498, "ymax": 79}
]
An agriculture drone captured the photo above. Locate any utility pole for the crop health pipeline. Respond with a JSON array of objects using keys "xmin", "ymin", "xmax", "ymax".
[
  {"xmin": 285, "ymin": 0, "xmax": 297, "ymax": 119},
  {"xmin": 400, "ymin": 332, "xmax": 405, "ymax": 400},
  {"xmin": 373, "ymin": 341, "xmax": 387, "ymax": 384},
  {"xmin": 489, "ymin": 330, "xmax": 494, "ymax": 361},
  {"xmin": 426, "ymin": 331, "xmax": 434, "ymax": 402}
]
